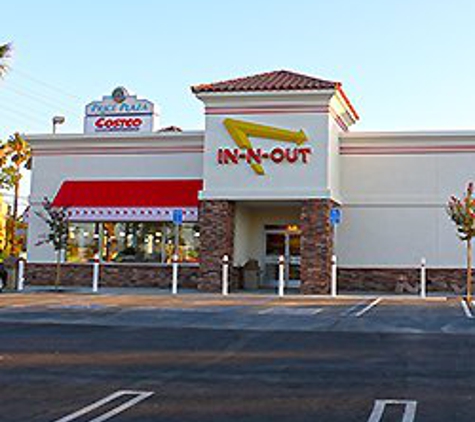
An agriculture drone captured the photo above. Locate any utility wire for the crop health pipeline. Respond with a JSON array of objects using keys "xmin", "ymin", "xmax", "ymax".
[
  {"xmin": 2, "ymin": 84, "xmax": 79, "ymax": 115},
  {"xmin": 10, "ymin": 67, "xmax": 83, "ymax": 102},
  {"xmin": 0, "ymin": 102, "xmax": 48, "ymax": 126},
  {"xmin": 0, "ymin": 95, "xmax": 60, "ymax": 121},
  {"xmin": 5, "ymin": 78, "xmax": 82, "ymax": 113}
]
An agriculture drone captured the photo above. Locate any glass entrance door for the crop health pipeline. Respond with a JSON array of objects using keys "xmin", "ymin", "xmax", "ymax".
[{"xmin": 263, "ymin": 226, "xmax": 301, "ymax": 288}]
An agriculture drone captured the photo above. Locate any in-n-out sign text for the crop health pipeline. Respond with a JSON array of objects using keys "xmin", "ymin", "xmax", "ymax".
[
  {"xmin": 220, "ymin": 118, "xmax": 312, "ymax": 175},
  {"xmin": 217, "ymin": 147, "xmax": 312, "ymax": 168}
]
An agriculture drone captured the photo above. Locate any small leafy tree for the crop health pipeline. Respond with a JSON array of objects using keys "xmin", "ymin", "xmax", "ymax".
[
  {"xmin": 447, "ymin": 182, "xmax": 475, "ymax": 302},
  {"xmin": 0, "ymin": 43, "xmax": 11, "ymax": 78},
  {"xmin": 35, "ymin": 198, "xmax": 69, "ymax": 290},
  {"xmin": 0, "ymin": 133, "xmax": 31, "ymax": 256}
]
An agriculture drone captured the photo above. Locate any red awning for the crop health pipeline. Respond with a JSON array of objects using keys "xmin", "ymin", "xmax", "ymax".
[{"xmin": 52, "ymin": 180, "xmax": 203, "ymax": 208}]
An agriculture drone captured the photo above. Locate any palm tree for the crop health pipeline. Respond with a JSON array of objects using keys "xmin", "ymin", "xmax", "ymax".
[
  {"xmin": 0, "ymin": 43, "xmax": 11, "ymax": 77},
  {"xmin": 0, "ymin": 133, "xmax": 31, "ymax": 256}
]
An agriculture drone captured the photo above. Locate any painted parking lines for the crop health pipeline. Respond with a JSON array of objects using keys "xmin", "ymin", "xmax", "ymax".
[
  {"xmin": 460, "ymin": 299, "xmax": 474, "ymax": 319},
  {"xmin": 367, "ymin": 399, "xmax": 417, "ymax": 422},
  {"xmin": 339, "ymin": 300, "xmax": 370, "ymax": 317},
  {"xmin": 340, "ymin": 298, "xmax": 382, "ymax": 318},
  {"xmin": 354, "ymin": 298, "xmax": 382, "ymax": 318},
  {"xmin": 258, "ymin": 307, "xmax": 323, "ymax": 315},
  {"xmin": 52, "ymin": 390, "xmax": 154, "ymax": 422}
]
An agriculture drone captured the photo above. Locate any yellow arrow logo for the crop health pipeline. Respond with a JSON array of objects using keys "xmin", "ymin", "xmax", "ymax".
[{"xmin": 223, "ymin": 118, "xmax": 309, "ymax": 175}]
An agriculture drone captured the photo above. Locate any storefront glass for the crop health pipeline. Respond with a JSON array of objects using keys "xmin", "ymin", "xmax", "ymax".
[
  {"xmin": 177, "ymin": 223, "xmax": 200, "ymax": 263},
  {"xmin": 67, "ymin": 221, "xmax": 199, "ymax": 264},
  {"xmin": 67, "ymin": 222, "xmax": 100, "ymax": 262}
]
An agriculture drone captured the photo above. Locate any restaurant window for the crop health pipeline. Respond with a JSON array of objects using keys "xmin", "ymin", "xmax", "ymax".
[
  {"xmin": 177, "ymin": 223, "xmax": 200, "ymax": 263},
  {"xmin": 67, "ymin": 221, "xmax": 200, "ymax": 264},
  {"xmin": 67, "ymin": 222, "xmax": 100, "ymax": 263}
]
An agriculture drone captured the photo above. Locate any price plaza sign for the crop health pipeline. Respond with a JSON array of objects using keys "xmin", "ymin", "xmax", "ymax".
[{"xmin": 84, "ymin": 87, "xmax": 155, "ymax": 134}]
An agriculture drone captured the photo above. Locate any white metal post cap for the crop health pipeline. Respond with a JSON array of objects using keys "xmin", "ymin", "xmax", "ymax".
[{"xmin": 222, "ymin": 254, "xmax": 229, "ymax": 263}]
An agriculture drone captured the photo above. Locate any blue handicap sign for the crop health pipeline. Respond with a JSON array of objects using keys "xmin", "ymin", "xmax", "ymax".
[
  {"xmin": 330, "ymin": 208, "xmax": 342, "ymax": 225},
  {"xmin": 173, "ymin": 209, "xmax": 183, "ymax": 225}
]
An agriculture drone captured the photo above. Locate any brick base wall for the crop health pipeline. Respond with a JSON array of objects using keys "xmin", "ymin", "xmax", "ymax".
[
  {"xmin": 198, "ymin": 200, "xmax": 235, "ymax": 292},
  {"xmin": 25, "ymin": 263, "xmax": 199, "ymax": 289},
  {"xmin": 300, "ymin": 199, "xmax": 336, "ymax": 295},
  {"xmin": 338, "ymin": 268, "xmax": 469, "ymax": 294},
  {"xmin": 24, "ymin": 263, "xmax": 470, "ymax": 293}
]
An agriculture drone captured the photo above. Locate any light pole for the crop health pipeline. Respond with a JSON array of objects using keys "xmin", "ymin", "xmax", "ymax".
[{"xmin": 52, "ymin": 116, "xmax": 65, "ymax": 134}]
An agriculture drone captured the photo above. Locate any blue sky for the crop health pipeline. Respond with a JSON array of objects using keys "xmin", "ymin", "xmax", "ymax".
[{"xmin": 1, "ymin": 0, "xmax": 475, "ymax": 138}]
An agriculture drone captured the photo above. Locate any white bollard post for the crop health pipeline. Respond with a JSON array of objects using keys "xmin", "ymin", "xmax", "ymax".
[
  {"xmin": 420, "ymin": 257, "xmax": 427, "ymax": 299},
  {"xmin": 171, "ymin": 254, "xmax": 179, "ymax": 295},
  {"xmin": 92, "ymin": 253, "xmax": 100, "ymax": 293},
  {"xmin": 331, "ymin": 255, "xmax": 337, "ymax": 298},
  {"xmin": 278, "ymin": 255, "xmax": 285, "ymax": 298},
  {"xmin": 222, "ymin": 254, "xmax": 229, "ymax": 296},
  {"xmin": 17, "ymin": 259, "xmax": 25, "ymax": 292}
]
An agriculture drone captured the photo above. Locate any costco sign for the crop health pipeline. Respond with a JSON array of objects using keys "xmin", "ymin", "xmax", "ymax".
[{"xmin": 84, "ymin": 87, "xmax": 156, "ymax": 134}]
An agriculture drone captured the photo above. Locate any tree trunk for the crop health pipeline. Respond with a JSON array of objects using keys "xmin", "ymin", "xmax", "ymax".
[
  {"xmin": 467, "ymin": 240, "xmax": 472, "ymax": 303},
  {"xmin": 55, "ymin": 249, "xmax": 61, "ymax": 291}
]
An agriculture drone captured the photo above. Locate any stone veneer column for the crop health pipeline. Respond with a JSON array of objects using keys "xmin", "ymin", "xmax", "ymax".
[
  {"xmin": 300, "ymin": 199, "xmax": 336, "ymax": 294},
  {"xmin": 198, "ymin": 200, "xmax": 235, "ymax": 292}
]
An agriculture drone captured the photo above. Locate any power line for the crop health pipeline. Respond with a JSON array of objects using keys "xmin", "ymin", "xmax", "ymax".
[
  {"xmin": 10, "ymin": 67, "xmax": 83, "ymax": 102},
  {"xmin": 5, "ymin": 78, "xmax": 82, "ymax": 113},
  {"xmin": 0, "ymin": 102, "xmax": 48, "ymax": 126},
  {"xmin": 2, "ymin": 84, "xmax": 79, "ymax": 115},
  {"xmin": 0, "ymin": 94, "xmax": 62, "ymax": 121}
]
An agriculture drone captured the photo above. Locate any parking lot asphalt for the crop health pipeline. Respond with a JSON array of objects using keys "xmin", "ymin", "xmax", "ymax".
[
  {"xmin": 1, "ymin": 292, "xmax": 475, "ymax": 421},
  {"xmin": 0, "ymin": 292, "xmax": 472, "ymax": 335}
]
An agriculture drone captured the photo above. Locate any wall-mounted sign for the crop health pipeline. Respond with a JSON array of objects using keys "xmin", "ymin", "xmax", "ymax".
[
  {"xmin": 84, "ymin": 87, "xmax": 156, "ymax": 134},
  {"xmin": 218, "ymin": 118, "xmax": 312, "ymax": 175},
  {"xmin": 330, "ymin": 208, "xmax": 342, "ymax": 225},
  {"xmin": 173, "ymin": 209, "xmax": 183, "ymax": 225}
]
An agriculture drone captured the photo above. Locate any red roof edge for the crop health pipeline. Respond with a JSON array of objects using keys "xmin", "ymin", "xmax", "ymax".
[{"xmin": 336, "ymin": 84, "xmax": 359, "ymax": 121}]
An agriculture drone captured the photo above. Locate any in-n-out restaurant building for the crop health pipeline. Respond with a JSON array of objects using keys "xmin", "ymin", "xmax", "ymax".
[{"xmin": 25, "ymin": 70, "xmax": 475, "ymax": 293}]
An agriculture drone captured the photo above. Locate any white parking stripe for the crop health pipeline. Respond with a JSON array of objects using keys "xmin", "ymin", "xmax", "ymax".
[
  {"xmin": 367, "ymin": 399, "xmax": 417, "ymax": 422},
  {"xmin": 52, "ymin": 390, "xmax": 154, "ymax": 422},
  {"xmin": 339, "ymin": 300, "xmax": 369, "ymax": 317},
  {"xmin": 258, "ymin": 307, "xmax": 322, "ymax": 315},
  {"xmin": 355, "ymin": 298, "xmax": 382, "ymax": 318},
  {"xmin": 460, "ymin": 300, "xmax": 474, "ymax": 319}
]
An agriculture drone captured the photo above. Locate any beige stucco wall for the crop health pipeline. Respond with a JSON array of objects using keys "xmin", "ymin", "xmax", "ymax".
[
  {"xmin": 337, "ymin": 133, "xmax": 475, "ymax": 267},
  {"xmin": 27, "ymin": 132, "xmax": 204, "ymax": 262}
]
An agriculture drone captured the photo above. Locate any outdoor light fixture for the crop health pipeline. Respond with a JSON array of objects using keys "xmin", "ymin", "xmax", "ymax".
[{"xmin": 52, "ymin": 115, "xmax": 66, "ymax": 134}]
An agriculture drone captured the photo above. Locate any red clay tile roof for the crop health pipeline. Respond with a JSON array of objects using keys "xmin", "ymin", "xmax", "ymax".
[{"xmin": 191, "ymin": 70, "xmax": 340, "ymax": 94}]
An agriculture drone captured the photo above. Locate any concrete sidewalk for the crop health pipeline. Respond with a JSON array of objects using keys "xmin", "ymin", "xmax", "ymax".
[{"xmin": 0, "ymin": 285, "xmax": 452, "ymax": 311}]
